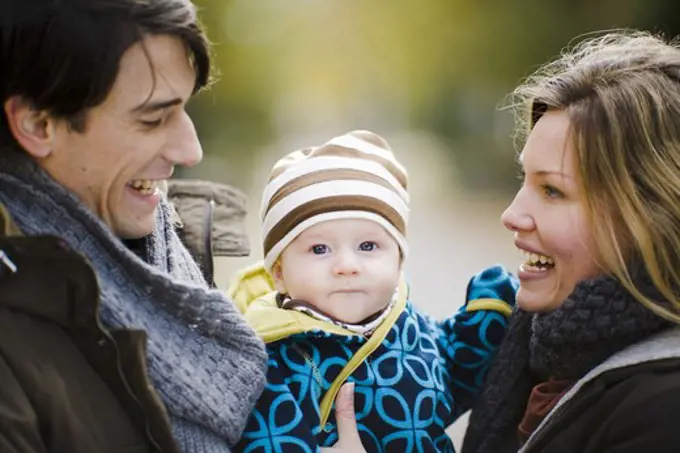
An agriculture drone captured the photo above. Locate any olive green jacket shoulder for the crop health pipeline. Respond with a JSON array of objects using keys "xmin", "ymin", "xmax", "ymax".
[{"xmin": 0, "ymin": 205, "xmax": 178, "ymax": 453}]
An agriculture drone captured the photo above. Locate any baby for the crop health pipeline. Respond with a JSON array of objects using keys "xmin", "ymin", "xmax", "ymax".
[{"xmin": 230, "ymin": 130, "xmax": 517, "ymax": 452}]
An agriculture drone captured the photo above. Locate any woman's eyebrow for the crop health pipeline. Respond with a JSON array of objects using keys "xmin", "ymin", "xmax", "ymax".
[{"xmin": 533, "ymin": 169, "xmax": 575, "ymax": 180}]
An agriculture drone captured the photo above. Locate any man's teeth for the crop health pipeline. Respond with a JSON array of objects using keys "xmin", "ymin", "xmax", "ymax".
[
  {"xmin": 519, "ymin": 248, "xmax": 554, "ymax": 266},
  {"xmin": 129, "ymin": 179, "xmax": 160, "ymax": 194}
]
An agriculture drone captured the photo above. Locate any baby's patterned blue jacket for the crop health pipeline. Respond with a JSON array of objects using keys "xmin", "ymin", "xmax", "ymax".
[{"xmin": 230, "ymin": 264, "xmax": 518, "ymax": 453}]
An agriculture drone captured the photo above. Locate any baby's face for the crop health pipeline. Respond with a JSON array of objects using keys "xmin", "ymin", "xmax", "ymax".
[{"xmin": 274, "ymin": 218, "xmax": 401, "ymax": 324}]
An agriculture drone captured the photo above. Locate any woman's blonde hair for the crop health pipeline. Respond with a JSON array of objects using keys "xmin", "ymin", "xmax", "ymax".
[{"xmin": 512, "ymin": 30, "xmax": 680, "ymax": 323}]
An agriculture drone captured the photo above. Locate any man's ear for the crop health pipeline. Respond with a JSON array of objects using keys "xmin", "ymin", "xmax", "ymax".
[
  {"xmin": 3, "ymin": 96, "xmax": 56, "ymax": 158},
  {"xmin": 272, "ymin": 261, "xmax": 287, "ymax": 294}
]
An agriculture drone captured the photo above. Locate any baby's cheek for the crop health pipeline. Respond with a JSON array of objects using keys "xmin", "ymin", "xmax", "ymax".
[{"xmin": 298, "ymin": 279, "xmax": 329, "ymax": 299}]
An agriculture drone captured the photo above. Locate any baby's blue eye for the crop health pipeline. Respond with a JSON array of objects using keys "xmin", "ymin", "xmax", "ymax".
[
  {"xmin": 359, "ymin": 241, "xmax": 377, "ymax": 252},
  {"xmin": 311, "ymin": 244, "xmax": 329, "ymax": 255}
]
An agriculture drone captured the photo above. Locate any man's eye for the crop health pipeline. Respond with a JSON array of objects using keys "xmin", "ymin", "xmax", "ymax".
[
  {"xmin": 140, "ymin": 118, "xmax": 163, "ymax": 128},
  {"xmin": 542, "ymin": 184, "xmax": 564, "ymax": 199},
  {"xmin": 359, "ymin": 241, "xmax": 377, "ymax": 252},
  {"xmin": 311, "ymin": 244, "xmax": 329, "ymax": 255}
]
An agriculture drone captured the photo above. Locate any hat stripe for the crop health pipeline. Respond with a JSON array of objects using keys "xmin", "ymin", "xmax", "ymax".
[
  {"xmin": 262, "ymin": 180, "xmax": 409, "ymax": 236},
  {"xmin": 265, "ymin": 168, "xmax": 404, "ymax": 219},
  {"xmin": 262, "ymin": 155, "xmax": 409, "ymax": 216},
  {"xmin": 263, "ymin": 195, "xmax": 406, "ymax": 256},
  {"xmin": 269, "ymin": 148, "xmax": 313, "ymax": 180},
  {"xmin": 312, "ymin": 144, "xmax": 408, "ymax": 190},
  {"xmin": 325, "ymin": 135, "xmax": 408, "ymax": 187}
]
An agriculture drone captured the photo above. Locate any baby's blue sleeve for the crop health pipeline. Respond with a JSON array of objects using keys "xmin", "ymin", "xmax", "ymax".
[{"xmin": 436, "ymin": 264, "xmax": 518, "ymax": 418}]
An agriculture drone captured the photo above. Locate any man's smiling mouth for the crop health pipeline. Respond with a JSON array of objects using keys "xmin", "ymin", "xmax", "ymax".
[{"xmin": 128, "ymin": 179, "xmax": 164, "ymax": 196}]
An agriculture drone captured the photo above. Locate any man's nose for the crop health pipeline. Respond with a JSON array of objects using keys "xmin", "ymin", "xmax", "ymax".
[{"xmin": 163, "ymin": 111, "xmax": 203, "ymax": 168}]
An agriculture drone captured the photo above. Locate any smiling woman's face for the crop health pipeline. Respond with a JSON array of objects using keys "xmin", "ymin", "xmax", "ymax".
[
  {"xmin": 36, "ymin": 34, "xmax": 203, "ymax": 239},
  {"xmin": 501, "ymin": 109, "xmax": 603, "ymax": 312}
]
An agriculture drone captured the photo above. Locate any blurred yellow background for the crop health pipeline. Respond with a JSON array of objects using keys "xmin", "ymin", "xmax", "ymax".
[{"xmin": 185, "ymin": 1, "xmax": 680, "ymax": 448}]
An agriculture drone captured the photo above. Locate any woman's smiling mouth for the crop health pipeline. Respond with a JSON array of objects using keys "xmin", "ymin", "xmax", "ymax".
[{"xmin": 516, "ymin": 246, "xmax": 555, "ymax": 274}]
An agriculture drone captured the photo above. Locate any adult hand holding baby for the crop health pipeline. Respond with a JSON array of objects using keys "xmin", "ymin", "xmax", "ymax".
[{"xmin": 320, "ymin": 383, "xmax": 367, "ymax": 453}]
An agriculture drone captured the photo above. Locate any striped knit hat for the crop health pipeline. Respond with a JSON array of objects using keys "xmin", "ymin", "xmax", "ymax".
[{"xmin": 261, "ymin": 130, "xmax": 410, "ymax": 272}]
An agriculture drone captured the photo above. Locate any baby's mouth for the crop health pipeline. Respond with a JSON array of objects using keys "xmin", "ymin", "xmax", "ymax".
[{"xmin": 520, "ymin": 248, "xmax": 555, "ymax": 271}]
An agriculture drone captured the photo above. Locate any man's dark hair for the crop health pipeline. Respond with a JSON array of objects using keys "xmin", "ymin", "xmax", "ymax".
[{"xmin": 0, "ymin": 0, "xmax": 211, "ymax": 141}]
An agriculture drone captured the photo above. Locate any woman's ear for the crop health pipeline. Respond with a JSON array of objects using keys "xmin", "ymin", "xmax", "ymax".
[
  {"xmin": 3, "ymin": 96, "xmax": 56, "ymax": 158},
  {"xmin": 272, "ymin": 261, "xmax": 287, "ymax": 294}
]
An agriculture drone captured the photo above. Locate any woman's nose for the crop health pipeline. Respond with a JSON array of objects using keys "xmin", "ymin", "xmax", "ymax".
[{"xmin": 501, "ymin": 191, "xmax": 534, "ymax": 232}]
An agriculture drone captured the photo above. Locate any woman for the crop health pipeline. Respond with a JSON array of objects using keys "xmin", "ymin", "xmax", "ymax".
[{"xmin": 462, "ymin": 31, "xmax": 680, "ymax": 453}]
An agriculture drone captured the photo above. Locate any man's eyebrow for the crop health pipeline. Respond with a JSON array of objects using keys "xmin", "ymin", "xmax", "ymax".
[{"xmin": 131, "ymin": 97, "xmax": 183, "ymax": 114}]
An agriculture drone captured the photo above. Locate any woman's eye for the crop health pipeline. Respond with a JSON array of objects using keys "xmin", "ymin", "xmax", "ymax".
[
  {"xmin": 542, "ymin": 184, "xmax": 564, "ymax": 199},
  {"xmin": 359, "ymin": 241, "xmax": 377, "ymax": 252},
  {"xmin": 311, "ymin": 244, "xmax": 329, "ymax": 255}
]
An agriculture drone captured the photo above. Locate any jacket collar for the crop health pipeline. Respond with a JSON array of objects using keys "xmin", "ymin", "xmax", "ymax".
[
  {"xmin": 244, "ymin": 276, "xmax": 409, "ymax": 343},
  {"xmin": 0, "ymin": 203, "xmax": 101, "ymax": 329},
  {"xmin": 520, "ymin": 326, "xmax": 680, "ymax": 452}
]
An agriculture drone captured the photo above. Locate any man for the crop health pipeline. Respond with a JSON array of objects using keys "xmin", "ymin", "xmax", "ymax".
[{"xmin": 0, "ymin": 1, "xmax": 268, "ymax": 451}]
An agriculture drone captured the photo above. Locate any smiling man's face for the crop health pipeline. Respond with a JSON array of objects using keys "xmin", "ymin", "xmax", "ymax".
[{"xmin": 38, "ymin": 34, "xmax": 203, "ymax": 238}]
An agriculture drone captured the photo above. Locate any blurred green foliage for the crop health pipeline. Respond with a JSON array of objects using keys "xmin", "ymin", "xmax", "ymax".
[{"xmin": 186, "ymin": 0, "xmax": 680, "ymax": 193}]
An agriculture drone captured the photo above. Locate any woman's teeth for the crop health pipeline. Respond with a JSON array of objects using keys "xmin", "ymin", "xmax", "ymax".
[
  {"xmin": 129, "ymin": 179, "xmax": 160, "ymax": 196},
  {"xmin": 519, "ymin": 248, "xmax": 555, "ymax": 268}
]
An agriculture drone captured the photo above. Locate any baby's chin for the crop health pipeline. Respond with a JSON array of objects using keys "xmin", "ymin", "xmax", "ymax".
[{"xmin": 331, "ymin": 306, "xmax": 391, "ymax": 325}]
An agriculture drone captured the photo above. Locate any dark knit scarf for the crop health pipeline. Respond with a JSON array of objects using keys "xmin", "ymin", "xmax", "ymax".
[
  {"xmin": 462, "ymin": 272, "xmax": 673, "ymax": 453},
  {"xmin": 0, "ymin": 149, "xmax": 268, "ymax": 452}
]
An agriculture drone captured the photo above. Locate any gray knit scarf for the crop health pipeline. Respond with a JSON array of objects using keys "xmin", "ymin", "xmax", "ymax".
[{"xmin": 0, "ymin": 149, "xmax": 268, "ymax": 452}]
